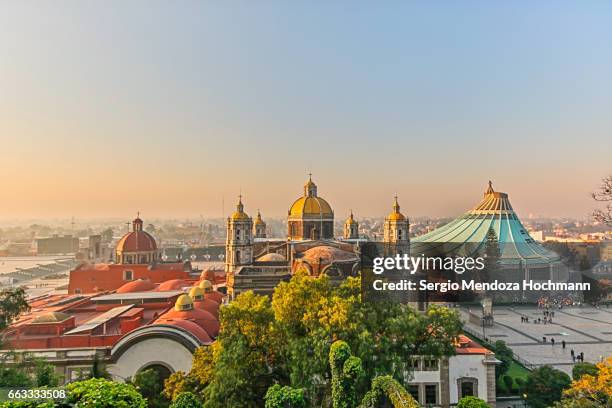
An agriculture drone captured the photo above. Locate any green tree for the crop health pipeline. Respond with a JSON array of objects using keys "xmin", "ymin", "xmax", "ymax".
[
  {"xmin": 573, "ymin": 362, "xmax": 599, "ymax": 380},
  {"xmin": 520, "ymin": 366, "xmax": 571, "ymax": 408},
  {"xmin": 90, "ymin": 353, "xmax": 111, "ymax": 379},
  {"xmin": 492, "ymin": 340, "xmax": 513, "ymax": 380},
  {"xmin": 502, "ymin": 375, "xmax": 514, "ymax": 395},
  {"xmin": 129, "ymin": 368, "xmax": 170, "ymax": 408},
  {"xmin": 169, "ymin": 392, "xmax": 201, "ymax": 408},
  {"xmin": 329, "ymin": 341, "xmax": 364, "ymax": 408},
  {"xmin": 482, "ymin": 227, "xmax": 500, "ymax": 283},
  {"xmin": 264, "ymin": 384, "xmax": 306, "ymax": 408},
  {"xmin": 0, "ymin": 288, "xmax": 30, "ymax": 332},
  {"xmin": 66, "ymin": 378, "xmax": 146, "ymax": 408},
  {"xmin": 359, "ymin": 375, "xmax": 419, "ymax": 408},
  {"xmin": 456, "ymin": 396, "xmax": 490, "ymax": 408}
]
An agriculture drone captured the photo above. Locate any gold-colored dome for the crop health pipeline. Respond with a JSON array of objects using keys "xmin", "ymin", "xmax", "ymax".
[
  {"xmin": 230, "ymin": 196, "xmax": 250, "ymax": 220},
  {"xmin": 289, "ymin": 196, "xmax": 334, "ymax": 217},
  {"xmin": 386, "ymin": 196, "xmax": 406, "ymax": 221},
  {"xmin": 189, "ymin": 286, "xmax": 205, "ymax": 301},
  {"xmin": 345, "ymin": 210, "xmax": 357, "ymax": 225},
  {"xmin": 199, "ymin": 279, "xmax": 213, "ymax": 292},
  {"xmin": 254, "ymin": 210, "xmax": 265, "ymax": 225},
  {"xmin": 175, "ymin": 294, "xmax": 194, "ymax": 311}
]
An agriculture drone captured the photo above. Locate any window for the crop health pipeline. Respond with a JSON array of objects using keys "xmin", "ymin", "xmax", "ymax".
[
  {"xmin": 461, "ymin": 381, "xmax": 475, "ymax": 397},
  {"xmin": 408, "ymin": 358, "xmax": 420, "ymax": 370},
  {"xmin": 423, "ymin": 358, "xmax": 438, "ymax": 371},
  {"xmin": 74, "ymin": 288, "xmax": 82, "ymax": 294},
  {"xmin": 123, "ymin": 270, "xmax": 134, "ymax": 281},
  {"xmin": 424, "ymin": 384, "xmax": 437, "ymax": 405}
]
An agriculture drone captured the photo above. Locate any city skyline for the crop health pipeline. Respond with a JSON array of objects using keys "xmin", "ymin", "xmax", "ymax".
[{"xmin": 1, "ymin": 2, "xmax": 611, "ymax": 219}]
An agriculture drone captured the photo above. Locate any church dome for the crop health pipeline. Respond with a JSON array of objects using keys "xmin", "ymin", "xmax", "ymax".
[
  {"xmin": 116, "ymin": 216, "xmax": 157, "ymax": 253},
  {"xmin": 256, "ymin": 253, "xmax": 286, "ymax": 262},
  {"xmin": 288, "ymin": 176, "xmax": 333, "ymax": 218},
  {"xmin": 386, "ymin": 196, "xmax": 406, "ymax": 221},
  {"xmin": 345, "ymin": 211, "xmax": 358, "ymax": 225},
  {"xmin": 157, "ymin": 279, "xmax": 187, "ymax": 291},
  {"xmin": 230, "ymin": 196, "xmax": 250, "ymax": 220},
  {"xmin": 302, "ymin": 245, "xmax": 359, "ymax": 263},
  {"xmin": 254, "ymin": 211, "xmax": 265, "ymax": 225},
  {"xmin": 189, "ymin": 286, "xmax": 205, "ymax": 301},
  {"xmin": 174, "ymin": 294, "xmax": 194, "ymax": 311}
]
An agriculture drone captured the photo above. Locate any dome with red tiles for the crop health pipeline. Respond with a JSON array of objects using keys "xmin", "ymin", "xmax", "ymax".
[
  {"xmin": 116, "ymin": 279, "xmax": 156, "ymax": 293},
  {"xmin": 156, "ymin": 279, "xmax": 187, "ymax": 291},
  {"xmin": 115, "ymin": 216, "xmax": 159, "ymax": 264},
  {"xmin": 154, "ymin": 318, "xmax": 213, "ymax": 344},
  {"xmin": 157, "ymin": 295, "xmax": 219, "ymax": 337}
]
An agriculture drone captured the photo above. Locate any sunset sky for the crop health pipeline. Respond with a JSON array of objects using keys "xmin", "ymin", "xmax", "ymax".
[{"xmin": 1, "ymin": 2, "xmax": 611, "ymax": 220}]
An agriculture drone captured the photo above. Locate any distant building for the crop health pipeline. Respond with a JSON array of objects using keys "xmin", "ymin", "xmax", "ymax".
[{"xmin": 37, "ymin": 235, "xmax": 79, "ymax": 255}]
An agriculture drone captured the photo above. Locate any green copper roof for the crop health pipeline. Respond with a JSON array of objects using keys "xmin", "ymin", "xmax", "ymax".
[{"xmin": 413, "ymin": 182, "xmax": 560, "ymax": 266}]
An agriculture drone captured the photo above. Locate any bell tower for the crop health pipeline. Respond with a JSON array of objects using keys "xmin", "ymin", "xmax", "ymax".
[
  {"xmin": 225, "ymin": 195, "xmax": 253, "ymax": 274},
  {"xmin": 253, "ymin": 210, "xmax": 267, "ymax": 239},
  {"xmin": 383, "ymin": 196, "xmax": 410, "ymax": 254},
  {"xmin": 343, "ymin": 210, "xmax": 359, "ymax": 240}
]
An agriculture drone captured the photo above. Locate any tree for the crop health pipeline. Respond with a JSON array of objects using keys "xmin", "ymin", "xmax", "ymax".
[
  {"xmin": 264, "ymin": 384, "xmax": 306, "ymax": 408},
  {"xmin": 456, "ymin": 396, "xmax": 490, "ymax": 408},
  {"xmin": 482, "ymin": 227, "xmax": 500, "ymax": 283},
  {"xmin": 90, "ymin": 354, "xmax": 111, "ymax": 379},
  {"xmin": 502, "ymin": 375, "xmax": 514, "ymax": 394},
  {"xmin": 561, "ymin": 356, "xmax": 611, "ymax": 407},
  {"xmin": 66, "ymin": 378, "xmax": 147, "ymax": 408},
  {"xmin": 169, "ymin": 392, "xmax": 201, "ymax": 408},
  {"xmin": 329, "ymin": 341, "xmax": 364, "ymax": 408},
  {"xmin": 0, "ymin": 288, "xmax": 30, "ymax": 332},
  {"xmin": 492, "ymin": 340, "xmax": 513, "ymax": 380},
  {"xmin": 573, "ymin": 362, "xmax": 599, "ymax": 380},
  {"xmin": 167, "ymin": 272, "xmax": 462, "ymax": 407},
  {"xmin": 359, "ymin": 375, "xmax": 419, "ymax": 408},
  {"xmin": 129, "ymin": 368, "xmax": 170, "ymax": 408},
  {"xmin": 520, "ymin": 366, "xmax": 571, "ymax": 408},
  {"xmin": 592, "ymin": 176, "xmax": 612, "ymax": 226}
]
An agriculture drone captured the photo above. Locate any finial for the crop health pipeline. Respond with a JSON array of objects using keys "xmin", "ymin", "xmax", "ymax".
[
  {"xmin": 137, "ymin": 211, "xmax": 140, "ymax": 218},
  {"xmin": 393, "ymin": 195, "xmax": 400, "ymax": 212},
  {"xmin": 486, "ymin": 180, "xmax": 494, "ymax": 194},
  {"xmin": 308, "ymin": 172, "xmax": 312, "ymax": 182}
]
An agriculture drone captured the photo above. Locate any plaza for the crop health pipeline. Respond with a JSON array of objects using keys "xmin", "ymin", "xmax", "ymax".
[{"xmin": 460, "ymin": 305, "xmax": 612, "ymax": 374}]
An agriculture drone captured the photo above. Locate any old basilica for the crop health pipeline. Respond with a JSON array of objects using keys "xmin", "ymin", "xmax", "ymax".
[{"xmin": 225, "ymin": 175, "xmax": 409, "ymax": 298}]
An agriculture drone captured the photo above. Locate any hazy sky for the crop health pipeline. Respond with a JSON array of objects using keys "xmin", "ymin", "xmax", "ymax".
[{"xmin": 1, "ymin": 1, "xmax": 610, "ymax": 220}]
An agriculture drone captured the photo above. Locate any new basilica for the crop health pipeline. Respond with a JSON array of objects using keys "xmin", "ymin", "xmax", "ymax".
[{"xmin": 225, "ymin": 175, "xmax": 409, "ymax": 298}]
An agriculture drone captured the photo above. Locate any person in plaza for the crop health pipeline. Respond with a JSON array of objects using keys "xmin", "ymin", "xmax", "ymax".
[
  {"xmin": 551, "ymin": 338, "xmax": 555, "ymax": 346},
  {"xmin": 562, "ymin": 340, "xmax": 566, "ymax": 349}
]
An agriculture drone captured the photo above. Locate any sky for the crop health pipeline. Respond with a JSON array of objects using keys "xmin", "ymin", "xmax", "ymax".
[{"xmin": 0, "ymin": 1, "xmax": 611, "ymax": 220}]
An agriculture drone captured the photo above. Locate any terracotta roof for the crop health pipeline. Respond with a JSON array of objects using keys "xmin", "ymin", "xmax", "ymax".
[
  {"xmin": 116, "ymin": 230, "xmax": 157, "ymax": 253},
  {"xmin": 116, "ymin": 279, "xmax": 156, "ymax": 293}
]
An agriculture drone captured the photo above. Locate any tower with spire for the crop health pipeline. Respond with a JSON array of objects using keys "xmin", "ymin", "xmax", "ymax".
[
  {"xmin": 383, "ymin": 196, "xmax": 410, "ymax": 253},
  {"xmin": 225, "ymin": 195, "xmax": 253, "ymax": 274},
  {"xmin": 343, "ymin": 210, "xmax": 359, "ymax": 240},
  {"xmin": 253, "ymin": 210, "xmax": 267, "ymax": 239}
]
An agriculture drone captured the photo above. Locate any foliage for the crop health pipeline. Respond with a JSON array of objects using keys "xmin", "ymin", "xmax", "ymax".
[
  {"xmin": 0, "ymin": 287, "xmax": 30, "ymax": 331},
  {"xmin": 329, "ymin": 341, "xmax": 363, "ymax": 408},
  {"xmin": 0, "ymin": 402, "xmax": 56, "ymax": 408},
  {"xmin": 129, "ymin": 368, "xmax": 170, "ymax": 408},
  {"xmin": 482, "ymin": 227, "xmax": 500, "ymax": 283},
  {"xmin": 502, "ymin": 375, "xmax": 513, "ymax": 394},
  {"xmin": 573, "ymin": 362, "xmax": 599, "ymax": 380},
  {"xmin": 169, "ymin": 392, "xmax": 201, "ymax": 408},
  {"xmin": 456, "ymin": 396, "xmax": 490, "ymax": 408},
  {"xmin": 264, "ymin": 384, "xmax": 306, "ymax": 408},
  {"xmin": 358, "ymin": 375, "xmax": 419, "ymax": 408},
  {"xmin": 89, "ymin": 354, "xmax": 111, "ymax": 379},
  {"xmin": 492, "ymin": 340, "xmax": 512, "ymax": 380},
  {"xmin": 166, "ymin": 272, "xmax": 462, "ymax": 407},
  {"xmin": 519, "ymin": 365, "xmax": 571, "ymax": 408},
  {"xmin": 0, "ymin": 354, "xmax": 61, "ymax": 388},
  {"xmin": 561, "ymin": 356, "xmax": 611, "ymax": 407},
  {"xmin": 66, "ymin": 377, "xmax": 147, "ymax": 408}
]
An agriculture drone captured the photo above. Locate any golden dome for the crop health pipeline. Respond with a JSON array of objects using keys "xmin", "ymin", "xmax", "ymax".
[
  {"xmin": 189, "ymin": 286, "xmax": 205, "ymax": 301},
  {"xmin": 289, "ymin": 196, "xmax": 333, "ymax": 217},
  {"xmin": 254, "ymin": 210, "xmax": 265, "ymax": 225},
  {"xmin": 199, "ymin": 279, "xmax": 213, "ymax": 292},
  {"xmin": 386, "ymin": 196, "xmax": 406, "ymax": 221},
  {"xmin": 175, "ymin": 294, "xmax": 194, "ymax": 311},
  {"xmin": 345, "ymin": 210, "xmax": 357, "ymax": 225},
  {"xmin": 230, "ymin": 196, "xmax": 250, "ymax": 220}
]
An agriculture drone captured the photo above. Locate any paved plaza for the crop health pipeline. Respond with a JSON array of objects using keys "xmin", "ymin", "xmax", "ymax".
[{"xmin": 460, "ymin": 305, "xmax": 612, "ymax": 374}]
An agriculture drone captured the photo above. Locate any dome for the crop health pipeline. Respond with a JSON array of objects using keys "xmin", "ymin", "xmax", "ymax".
[
  {"xmin": 174, "ymin": 294, "xmax": 194, "ymax": 311},
  {"xmin": 301, "ymin": 245, "xmax": 359, "ymax": 263},
  {"xmin": 230, "ymin": 196, "xmax": 250, "ymax": 220},
  {"xmin": 157, "ymin": 279, "xmax": 186, "ymax": 291},
  {"xmin": 288, "ymin": 176, "xmax": 333, "ymax": 218},
  {"xmin": 154, "ymin": 318, "xmax": 213, "ymax": 344},
  {"xmin": 345, "ymin": 211, "xmax": 357, "ymax": 225},
  {"xmin": 32, "ymin": 312, "xmax": 71, "ymax": 324},
  {"xmin": 159, "ymin": 303, "xmax": 220, "ymax": 337},
  {"xmin": 289, "ymin": 196, "xmax": 334, "ymax": 217},
  {"xmin": 116, "ymin": 217, "xmax": 157, "ymax": 253},
  {"xmin": 189, "ymin": 286, "xmax": 205, "ymax": 301},
  {"xmin": 198, "ymin": 279, "xmax": 213, "ymax": 292},
  {"xmin": 116, "ymin": 279, "xmax": 156, "ymax": 293},
  {"xmin": 386, "ymin": 196, "xmax": 406, "ymax": 221},
  {"xmin": 254, "ymin": 211, "xmax": 265, "ymax": 225},
  {"xmin": 256, "ymin": 253, "xmax": 286, "ymax": 262}
]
